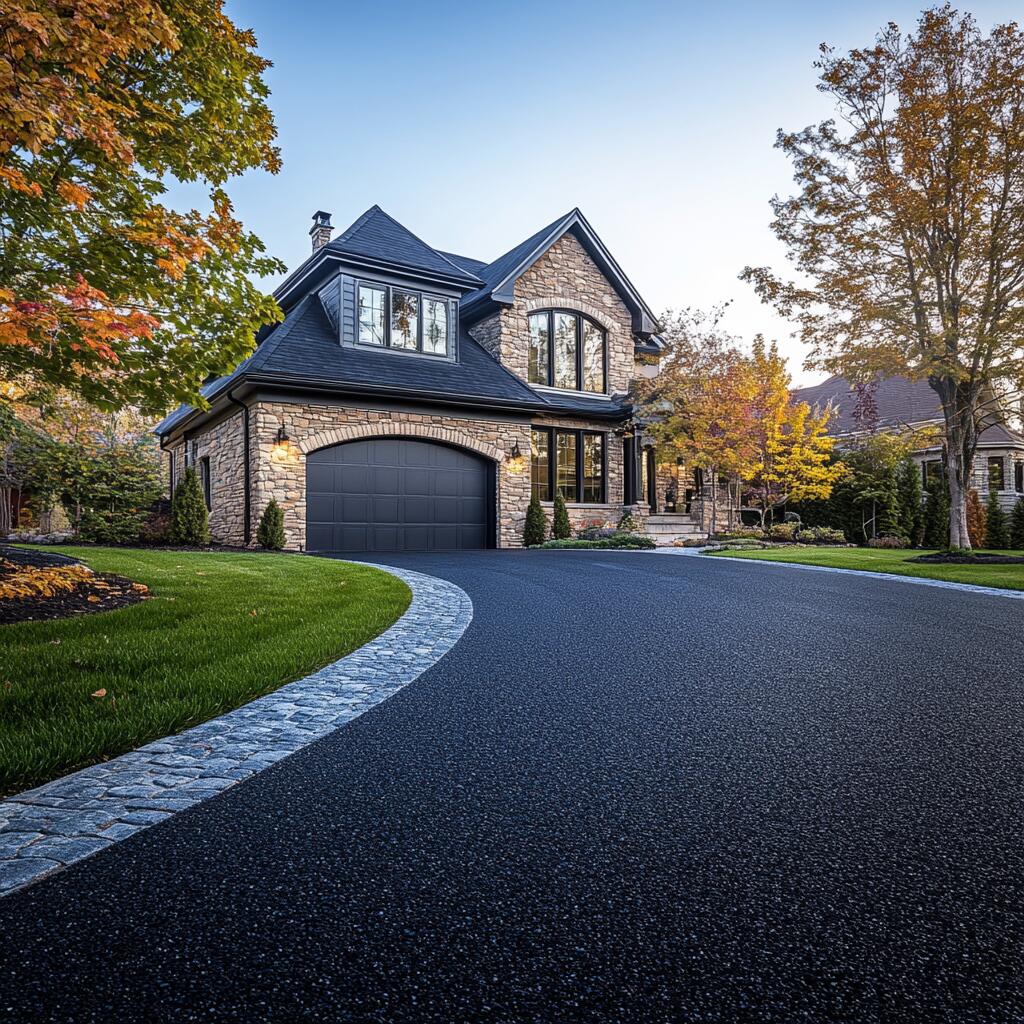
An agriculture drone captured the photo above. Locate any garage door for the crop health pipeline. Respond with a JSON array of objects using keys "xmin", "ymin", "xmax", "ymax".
[{"xmin": 306, "ymin": 438, "xmax": 493, "ymax": 552}]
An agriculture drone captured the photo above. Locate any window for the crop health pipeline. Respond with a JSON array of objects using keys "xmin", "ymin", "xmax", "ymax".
[
  {"xmin": 356, "ymin": 281, "xmax": 448, "ymax": 356},
  {"xmin": 988, "ymin": 456, "xmax": 1005, "ymax": 491},
  {"xmin": 168, "ymin": 453, "xmax": 176, "ymax": 496},
  {"xmin": 199, "ymin": 456, "xmax": 212, "ymax": 511},
  {"xmin": 357, "ymin": 283, "xmax": 386, "ymax": 345},
  {"xmin": 1017, "ymin": 462, "xmax": 1024, "ymax": 493},
  {"xmin": 531, "ymin": 427, "xmax": 606, "ymax": 503},
  {"xmin": 922, "ymin": 459, "xmax": 943, "ymax": 491},
  {"xmin": 531, "ymin": 429, "xmax": 551, "ymax": 502},
  {"xmin": 526, "ymin": 310, "xmax": 606, "ymax": 393}
]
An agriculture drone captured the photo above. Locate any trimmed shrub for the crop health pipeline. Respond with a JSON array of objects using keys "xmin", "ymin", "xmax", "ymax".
[
  {"xmin": 540, "ymin": 534, "xmax": 656, "ymax": 550},
  {"xmin": 922, "ymin": 478, "xmax": 950, "ymax": 548},
  {"xmin": 1011, "ymin": 497, "xmax": 1024, "ymax": 551},
  {"xmin": 867, "ymin": 535, "xmax": 908, "ymax": 549},
  {"xmin": 523, "ymin": 493, "xmax": 547, "ymax": 547},
  {"xmin": 797, "ymin": 525, "xmax": 847, "ymax": 545},
  {"xmin": 766, "ymin": 522, "xmax": 799, "ymax": 542},
  {"xmin": 966, "ymin": 488, "xmax": 986, "ymax": 548},
  {"xmin": 257, "ymin": 499, "xmax": 286, "ymax": 550},
  {"xmin": 896, "ymin": 457, "xmax": 925, "ymax": 546},
  {"xmin": 985, "ymin": 490, "xmax": 1009, "ymax": 550},
  {"xmin": 169, "ymin": 466, "xmax": 210, "ymax": 546},
  {"xmin": 716, "ymin": 527, "xmax": 764, "ymax": 541},
  {"xmin": 617, "ymin": 510, "xmax": 640, "ymax": 533},
  {"xmin": 552, "ymin": 491, "xmax": 571, "ymax": 540}
]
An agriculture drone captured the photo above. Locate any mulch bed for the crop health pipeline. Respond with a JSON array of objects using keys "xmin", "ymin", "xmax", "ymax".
[
  {"xmin": 0, "ymin": 545, "xmax": 149, "ymax": 626},
  {"xmin": 910, "ymin": 552, "xmax": 1024, "ymax": 565}
]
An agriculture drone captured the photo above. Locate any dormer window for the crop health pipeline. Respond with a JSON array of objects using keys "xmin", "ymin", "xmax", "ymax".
[
  {"xmin": 357, "ymin": 281, "xmax": 449, "ymax": 357},
  {"xmin": 527, "ymin": 310, "xmax": 606, "ymax": 393}
]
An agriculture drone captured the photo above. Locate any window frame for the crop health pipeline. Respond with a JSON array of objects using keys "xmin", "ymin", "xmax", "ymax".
[
  {"xmin": 526, "ymin": 309, "xmax": 608, "ymax": 394},
  {"xmin": 355, "ymin": 279, "xmax": 451, "ymax": 357},
  {"xmin": 199, "ymin": 456, "xmax": 212, "ymax": 511},
  {"xmin": 988, "ymin": 455, "xmax": 1005, "ymax": 492},
  {"xmin": 1016, "ymin": 461, "xmax": 1024, "ymax": 494},
  {"xmin": 530, "ymin": 427, "xmax": 607, "ymax": 504}
]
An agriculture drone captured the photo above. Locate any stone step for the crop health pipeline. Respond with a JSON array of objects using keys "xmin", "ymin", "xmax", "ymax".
[
  {"xmin": 646, "ymin": 513, "xmax": 697, "ymax": 524},
  {"xmin": 644, "ymin": 522, "xmax": 703, "ymax": 535}
]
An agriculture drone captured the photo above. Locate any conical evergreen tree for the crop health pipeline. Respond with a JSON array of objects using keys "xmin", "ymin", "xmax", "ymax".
[
  {"xmin": 896, "ymin": 457, "xmax": 924, "ymax": 546},
  {"xmin": 523, "ymin": 493, "xmax": 547, "ymax": 546},
  {"xmin": 552, "ymin": 491, "xmax": 572, "ymax": 539},
  {"xmin": 922, "ymin": 476, "xmax": 950, "ymax": 549},
  {"xmin": 257, "ymin": 499, "xmax": 286, "ymax": 549},
  {"xmin": 985, "ymin": 490, "xmax": 1009, "ymax": 549},
  {"xmin": 1010, "ymin": 497, "xmax": 1024, "ymax": 550},
  {"xmin": 965, "ymin": 488, "xmax": 986, "ymax": 548},
  {"xmin": 169, "ymin": 466, "xmax": 209, "ymax": 546}
]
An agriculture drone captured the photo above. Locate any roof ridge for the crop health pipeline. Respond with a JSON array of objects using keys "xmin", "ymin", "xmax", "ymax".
[{"xmin": 370, "ymin": 206, "xmax": 483, "ymax": 282}]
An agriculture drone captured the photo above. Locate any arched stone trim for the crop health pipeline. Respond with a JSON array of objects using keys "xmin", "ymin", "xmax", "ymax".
[
  {"xmin": 299, "ymin": 421, "xmax": 505, "ymax": 462},
  {"xmin": 521, "ymin": 295, "xmax": 618, "ymax": 334}
]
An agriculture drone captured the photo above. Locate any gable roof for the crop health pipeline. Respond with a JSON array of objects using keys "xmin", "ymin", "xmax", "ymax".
[
  {"xmin": 793, "ymin": 374, "xmax": 943, "ymax": 434},
  {"xmin": 325, "ymin": 206, "xmax": 482, "ymax": 287},
  {"xmin": 459, "ymin": 208, "xmax": 660, "ymax": 336}
]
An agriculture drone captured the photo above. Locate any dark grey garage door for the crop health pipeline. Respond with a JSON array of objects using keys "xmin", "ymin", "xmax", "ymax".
[{"xmin": 306, "ymin": 438, "xmax": 493, "ymax": 552}]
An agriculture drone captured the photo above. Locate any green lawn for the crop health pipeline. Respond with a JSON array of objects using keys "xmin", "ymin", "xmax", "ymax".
[
  {"xmin": 709, "ymin": 545, "xmax": 1024, "ymax": 591},
  {"xmin": 0, "ymin": 547, "xmax": 411, "ymax": 795}
]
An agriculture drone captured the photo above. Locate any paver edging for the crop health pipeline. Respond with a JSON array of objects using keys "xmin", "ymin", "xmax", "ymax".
[{"xmin": 0, "ymin": 562, "xmax": 472, "ymax": 896}]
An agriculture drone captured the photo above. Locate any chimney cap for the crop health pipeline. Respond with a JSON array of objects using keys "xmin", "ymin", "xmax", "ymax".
[{"xmin": 310, "ymin": 210, "xmax": 333, "ymax": 234}]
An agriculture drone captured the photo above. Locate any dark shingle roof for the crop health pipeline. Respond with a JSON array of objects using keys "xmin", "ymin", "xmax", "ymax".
[
  {"xmin": 326, "ymin": 206, "xmax": 482, "ymax": 286},
  {"xmin": 437, "ymin": 250, "xmax": 489, "ymax": 275},
  {"xmin": 793, "ymin": 374, "xmax": 943, "ymax": 434}
]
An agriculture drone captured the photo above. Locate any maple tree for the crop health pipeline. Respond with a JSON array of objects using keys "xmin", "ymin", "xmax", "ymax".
[
  {"xmin": 744, "ymin": 337, "xmax": 844, "ymax": 529},
  {"xmin": 0, "ymin": 0, "xmax": 284, "ymax": 413},
  {"xmin": 743, "ymin": 6, "xmax": 1024, "ymax": 550}
]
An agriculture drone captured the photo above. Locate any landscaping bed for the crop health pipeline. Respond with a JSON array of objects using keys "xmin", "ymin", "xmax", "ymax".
[
  {"xmin": 0, "ymin": 545, "xmax": 148, "ymax": 625},
  {"xmin": 910, "ymin": 551, "xmax": 1024, "ymax": 565},
  {"xmin": 0, "ymin": 546, "xmax": 411, "ymax": 794}
]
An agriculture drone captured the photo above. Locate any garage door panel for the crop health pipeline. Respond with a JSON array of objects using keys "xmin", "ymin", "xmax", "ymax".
[{"xmin": 306, "ymin": 438, "xmax": 491, "ymax": 552}]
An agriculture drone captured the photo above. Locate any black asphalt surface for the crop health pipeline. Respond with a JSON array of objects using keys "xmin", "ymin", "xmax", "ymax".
[{"xmin": 2, "ymin": 551, "xmax": 1023, "ymax": 1023}]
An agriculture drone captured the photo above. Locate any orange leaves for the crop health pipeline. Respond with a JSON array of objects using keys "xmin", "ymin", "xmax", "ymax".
[
  {"xmin": 90, "ymin": 689, "xmax": 107, "ymax": 699},
  {"xmin": 0, "ymin": 560, "xmax": 94, "ymax": 600},
  {"xmin": 0, "ymin": 165, "xmax": 41, "ymax": 196},
  {"xmin": 56, "ymin": 180, "xmax": 91, "ymax": 210}
]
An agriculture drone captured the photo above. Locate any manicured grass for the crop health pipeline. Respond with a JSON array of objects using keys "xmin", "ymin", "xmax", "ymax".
[
  {"xmin": 709, "ymin": 545, "xmax": 1024, "ymax": 591},
  {"xmin": 0, "ymin": 548, "xmax": 411, "ymax": 795}
]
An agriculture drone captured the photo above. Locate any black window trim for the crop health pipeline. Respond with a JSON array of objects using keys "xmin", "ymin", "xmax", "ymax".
[
  {"xmin": 988, "ymin": 455, "xmax": 1005, "ymax": 492},
  {"xmin": 199, "ymin": 455, "xmax": 212, "ymax": 511},
  {"xmin": 356, "ymin": 279, "xmax": 451, "ymax": 358},
  {"xmin": 527, "ymin": 308, "xmax": 608, "ymax": 395},
  {"xmin": 530, "ymin": 426, "xmax": 608, "ymax": 504}
]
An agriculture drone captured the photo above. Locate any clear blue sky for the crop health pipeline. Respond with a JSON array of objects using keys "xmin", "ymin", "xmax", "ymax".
[{"xmin": 186, "ymin": 0, "xmax": 1022, "ymax": 384}]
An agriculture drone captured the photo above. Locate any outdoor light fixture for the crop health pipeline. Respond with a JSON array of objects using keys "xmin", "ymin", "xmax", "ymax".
[
  {"xmin": 276, "ymin": 426, "xmax": 289, "ymax": 444},
  {"xmin": 506, "ymin": 439, "xmax": 526, "ymax": 474}
]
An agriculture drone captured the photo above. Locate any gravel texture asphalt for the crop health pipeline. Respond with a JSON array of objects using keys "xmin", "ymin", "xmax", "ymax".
[{"xmin": 0, "ymin": 550, "xmax": 1022, "ymax": 1023}]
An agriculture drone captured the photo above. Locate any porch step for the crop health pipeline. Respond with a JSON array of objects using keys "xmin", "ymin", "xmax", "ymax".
[{"xmin": 644, "ymin": 521, "xmax": 703, "ymax": 535}]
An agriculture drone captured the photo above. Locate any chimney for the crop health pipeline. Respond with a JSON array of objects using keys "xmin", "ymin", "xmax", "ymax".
[{"xmin": 309, "ymin": 210, "xmax": 333, "ymax": 252}]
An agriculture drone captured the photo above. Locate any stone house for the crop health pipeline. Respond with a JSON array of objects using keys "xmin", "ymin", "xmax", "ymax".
[
  {"xmin": 155, "ymin": 205, "xmax": 701, "ymax": 551},
  {"xmin": 792, "ymin": 374, "xmax": 1024, "ymax": 510}
]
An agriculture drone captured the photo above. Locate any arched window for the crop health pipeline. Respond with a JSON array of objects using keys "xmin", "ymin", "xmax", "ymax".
[{"xmin": 527, "ymin": 310, "xmax": 606, "ymax": 393}]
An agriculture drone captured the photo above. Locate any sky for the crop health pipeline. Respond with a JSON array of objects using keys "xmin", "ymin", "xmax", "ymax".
[{"xmin": 184, "ymin": 0, "xmax": 1023, "ymax": 385}]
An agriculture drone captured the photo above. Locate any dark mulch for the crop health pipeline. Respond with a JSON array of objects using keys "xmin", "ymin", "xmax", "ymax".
[
  {"xmin": 0, "ymin": 545, "xmax": 148, "ymax": 625},
  {"xmin": 911, "ymin": 551, "xmax": 1024, "ymax": 565}
]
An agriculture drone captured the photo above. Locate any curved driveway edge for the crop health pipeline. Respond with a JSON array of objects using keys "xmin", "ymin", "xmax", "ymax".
[
  {"xmin": 0, "ymin": 563, "xmax": 472, "ymax": 896},
  {"xmin": 696, "ymin": 549, "xmax": 1024, "ymax": 600}
]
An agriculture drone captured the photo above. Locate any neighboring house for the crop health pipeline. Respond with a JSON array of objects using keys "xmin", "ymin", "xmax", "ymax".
[
  {"xmin": 793, "ymin": 374, "xmax": 1024, "ymax": 510},
  {"xmin": 155, "ymin": 206, "xmax": 674, "ymax": 552}
]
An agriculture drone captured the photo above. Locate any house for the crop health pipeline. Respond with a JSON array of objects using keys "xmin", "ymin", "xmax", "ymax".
[
  {"xmin": 154, "ymin": 206, "xmax": 684, "ymax": 552},
  {"xmin": 792, "ymin": 374, "xmax": 1024, "ymax": 509}
]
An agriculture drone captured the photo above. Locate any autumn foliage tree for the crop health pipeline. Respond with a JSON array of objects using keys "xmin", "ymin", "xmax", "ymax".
[
  {"xmin": 0, "ymin": 0, "xmax": 284, "ymax": 414},
  {"xmin": 744, "ymin": 7, "xmax": 1024, "ymax": 550}
]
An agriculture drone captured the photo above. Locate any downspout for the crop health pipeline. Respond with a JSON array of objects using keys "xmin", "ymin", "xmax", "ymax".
[{"xmin": 226, "ymin": 389, "xmax": 251, "ymax": 546}]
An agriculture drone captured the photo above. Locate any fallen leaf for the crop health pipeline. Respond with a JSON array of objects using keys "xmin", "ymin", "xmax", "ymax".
[
  {"xmin": 49, "ymin": 639, "xmax": 61, "ymax": 645},
  {"xmin": 249, "ymin": 609, "xmax": 258, "ymax": 616},
  {"xmin": 91, "ymin": 688, "xmax": 107, "ymax": 698},
  {"xmin": 87, "ymin": 595, "xmax": 101, "ymax": 603}
]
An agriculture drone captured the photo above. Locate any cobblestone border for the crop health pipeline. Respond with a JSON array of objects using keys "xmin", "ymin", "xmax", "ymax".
[
  {"xmin": 0, "ymin": 563, "xmax": 472, "ymax": 896},
  {"xmin": 698, "ymin": 550, "xmax": 1024, "ymax": 600}
]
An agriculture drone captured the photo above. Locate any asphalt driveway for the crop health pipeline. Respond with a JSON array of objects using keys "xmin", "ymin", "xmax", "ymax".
[{"xmin": 1, "ymin": 550, "xmax": 1022, "ymax": 1023}]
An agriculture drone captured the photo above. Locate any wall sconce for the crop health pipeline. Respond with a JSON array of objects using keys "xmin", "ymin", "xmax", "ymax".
[
  {"xmin": 505, "ymin": 439, "xmax": 526, "ymax": 474},
  {"xmin": 276, "ymin": 425, "xmax": 289, "ymax": 444}
]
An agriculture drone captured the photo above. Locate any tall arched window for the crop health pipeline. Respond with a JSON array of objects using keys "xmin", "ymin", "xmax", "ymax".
[{"xmin": 527, "ymin": 310, "xmax": 606, "ymax": 393}]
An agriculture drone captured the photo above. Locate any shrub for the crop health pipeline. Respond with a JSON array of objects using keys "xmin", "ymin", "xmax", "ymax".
[
  {"xmin": 965, "ymin": 488, "xmax": 986, "ymax": 548},
  {"xmin": 896, "ymin": 457, "xmax": 925, "ymax": 546},
  {"xmin": 169, "ymin": 466, "xmax": 210, "ymax": 546},
  {"xmin": 617, "ymin": 510, "xmax": 640, "ymax": 533},
  {"xmin": 552, "ymin": 491, "xmax": 572, "ymax": 540},
  {"xmin": 576, "ymin": 526, "xmax": 619, "ymax": 540},
  {"xmin": 867, "ymin": 535, "xmax": 908, "ymax": 549},
  {"xmin": 766, "ymin": 522, "xmax": 799, "ymax": 542},
  {"xmin": 985, "ymin": 490, "xmax": 1009, "ymax": 550},
  {"xmin": 797, "ymin": 525, "xmax": 848, "ymax": 545},
  {"xmin": 1011, "ymin": 497, "xmax": 1024, "ymax": 551},
  {"xmin": 257, "ymin": 499, "xmax": 286, "ymax": 550},
  {"xmin": 137, "ymin": 502, "xmax": 171, "ymax": 546},
  {"xmin": 716, "ymin": 527, "xmax": 764, "ymax": 541},
  {"xmin": 540, "ymin": 534, "xmax": 656, "ymax": 550},
  {"xmin": 523, "ymin": 493, "xmax": 547, "ymax": 546},
  {"xmin": 922, "ymin": 476, "xmax": 950, "ymax": 548},
  {"xmin": 73, "ymin": 440, "xmax": 164, "ymax": 544}
]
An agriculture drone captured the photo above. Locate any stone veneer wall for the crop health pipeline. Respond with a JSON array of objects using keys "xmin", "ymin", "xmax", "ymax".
[{"xmin": 468, "ymin": 232, "xmax": 635, "ymax": 396}]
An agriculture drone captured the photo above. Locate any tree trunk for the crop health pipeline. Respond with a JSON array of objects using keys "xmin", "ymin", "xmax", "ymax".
[
  {"xmin": 708, "ymin": 466, "xmax": 718, "ymax": 540},
  {"xmin": 931, "ymin": 377, "xmax": 979, "ymax": 551},
  {"xmin": 0, "ymin": 486, "xmax": 10, "ymax": 535}
]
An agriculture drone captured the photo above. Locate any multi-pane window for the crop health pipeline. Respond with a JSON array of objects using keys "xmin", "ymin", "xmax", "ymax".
[
  {"xmin": 423, "ymin": 298, "xmax": 447, "ymax": 355},
  {"xmin": 922, "ymin": 459, "xmax": 943, "ymax": 491},
  {"xmin": 531, "ymin": 429, "xmax": 551, "ymax": 502},
  {"xmin": 556, "ymin": 431, "xmax": 577, "ymax": 500},
  {"xmin": 1017, "ymin": 462, "xmax": 1024, "ymax": 493},
  {"xmin": 526, "ymin": 310, "xmax": 606, "ymax": 393},
  {"xmin": 356, "ymin": 281, "xmax": 449, "ymax": 356},
  {"xmin": 988, "ymin": 456, "xmax": 1005, "ymax": 491},
  {"xmin": 357, "ymin": 284, "xmax": 386, "ymax": 345},
  {"xmin": 531, "ymin": 428, "xmax": 606, "ymax": 503}
]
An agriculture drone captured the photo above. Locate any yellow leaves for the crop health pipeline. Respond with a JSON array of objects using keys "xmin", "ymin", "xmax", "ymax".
[
  {"xmin": 0, "ymin": 560, "xmax": 94, "ymax": 600},
  {"xmin": 0, "ymin": 166, "xmax": 42, "ymax": 197},
  {"xmin": 56, "ymin": 180, "xmax": 91, "ymax": 210}
]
